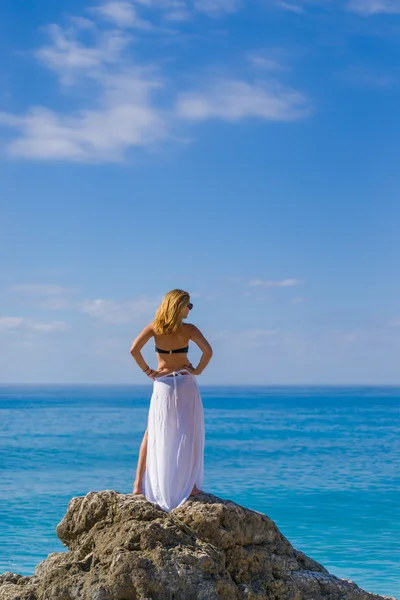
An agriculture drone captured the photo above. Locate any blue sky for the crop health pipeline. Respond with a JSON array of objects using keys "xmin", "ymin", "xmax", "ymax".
[{"xmin": 0, "ymin": 0, "xmax": 399, "ymax": 385}]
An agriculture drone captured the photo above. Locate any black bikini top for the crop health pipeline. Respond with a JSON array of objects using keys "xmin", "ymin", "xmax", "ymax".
[{"xmin": 155, "ymin": 344, "xmax": 189, "ymax": 354}]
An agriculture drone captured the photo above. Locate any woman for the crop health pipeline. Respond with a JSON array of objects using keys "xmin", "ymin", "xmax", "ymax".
[{"xmin": 129, "ymin": 289, "xmax": 213, "ymax": 512}]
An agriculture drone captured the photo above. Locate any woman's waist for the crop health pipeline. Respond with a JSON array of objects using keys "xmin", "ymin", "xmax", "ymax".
[
  {"xmin": 156, "ymin": 358, "xmax": 191, "ymax": 372},
  {"xmin": 157, "ymin": 356, "xmax": 188, "ymax": 366},
  {"xmin": 154, "ymin": 368, "xmax": 194, "ymax": 380}
]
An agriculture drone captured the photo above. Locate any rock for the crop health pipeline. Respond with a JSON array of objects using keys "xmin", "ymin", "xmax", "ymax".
[{"xmin": 0, "ymin": 490, "xmax": 397, "ymax": 600}]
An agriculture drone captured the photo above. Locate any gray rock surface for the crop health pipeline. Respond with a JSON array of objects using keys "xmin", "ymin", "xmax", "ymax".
[{"xmin": 0, "ymin": 490, "xmax": 397, "ymax": 600}]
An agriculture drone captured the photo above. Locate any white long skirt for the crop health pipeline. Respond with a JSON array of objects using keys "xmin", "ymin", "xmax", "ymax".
[{"xmin": 142, "ymin": 369, "xmax": 205, "ymax": 512}]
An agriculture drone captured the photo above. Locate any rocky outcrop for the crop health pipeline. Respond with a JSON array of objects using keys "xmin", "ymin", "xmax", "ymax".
[{"xmin": 0, "ymin": 490, "xmax": 397, "ymax": 600}]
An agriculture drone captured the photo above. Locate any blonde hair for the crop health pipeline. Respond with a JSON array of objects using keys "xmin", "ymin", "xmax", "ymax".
[{"xmin": 153, "ymin": 289, "xmax": 190, "ymax": 335}]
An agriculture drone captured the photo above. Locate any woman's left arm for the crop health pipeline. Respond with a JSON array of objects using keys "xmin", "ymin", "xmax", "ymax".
[{"xmin": 130, "ymin": 323, "xmax": 155, "ymax": 374}]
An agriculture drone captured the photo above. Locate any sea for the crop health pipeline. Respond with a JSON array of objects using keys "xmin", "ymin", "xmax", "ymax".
[{"xmin": 0, "ymin": 384, "xmax": 399, "ymax": 598}]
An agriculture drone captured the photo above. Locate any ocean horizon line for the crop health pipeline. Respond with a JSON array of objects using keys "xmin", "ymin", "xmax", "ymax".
[{"xmin": 1, "ymin": 382, "xmax": 400, "ymax": 388}]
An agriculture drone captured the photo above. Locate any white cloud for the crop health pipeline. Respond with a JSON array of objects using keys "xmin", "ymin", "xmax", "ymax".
[
  {"xmin": 347, "ymin": 0, "xmax": 400, "ymax": 14},
  {"xmin": 29, "ymin": 321, "xmax": 68, "ymax": 332},
  {"xmin": 291, "ymin": 296, "xmax": 304, "ymax": 303},
  {"xmin": 176, "ymin": 79, "xmax": 310, "ymax": 122},
  {"xmin": 324, "ymin": 326, "xmax": 400, "ymax": 346},
  {"xmin": 0, "ymin": 70, "xmax": 166, "ymax": 162},
  {"xmin": 326, "ymin": 329, "xmax": 364, "ymax": 343},
  {"xmin": 135, "ymin": 0, "xmax": 241, "ymax": 18},
  {"xmin": 193, "ymin": 0, "xmax": 241, "ymax": 16},
  {"xmin": 35, "ymin": 24, "xmax": 130, "ymax": 84},
  {"xmin": 0, "ymin": 7, "xmax": 311, "ymax": 162},
  {"xmin": 248, "ymin": 51, "xmax": 288, "ymax": 71},
  {"xmin": 341, "ymin": 65, "xmax": 395, "ymax": 88},
  {"xmin": 70, "ymin": 16, "xmax": 96, "ymax": 29},
  {"xmin": 9, "ymin": 284, "xmax": 71, "ymax": 296},
  {"xmin": 78, "ymin": 297, "xmax": 159, "ymax": 323},
  {"xmin": 1, "ymin": 74, "xmax": 309, "ymax": 162},
  {"xmin": 249, "ymin": 278, "xmax": 304, "ymax": 287},
  {"xmin": 164, "ymin": 7, "xmax": 191, "ymax": 21},
  {"xmin": 0, "ymin": 18, "xmax": 166, "ymax": 162},
  {"xmin": 8, "ymin": 283, "xmax": 73, "ymax": 309},
  {"xmin": 0, "ymin": 317, "xmax": 68, "ymax": 333},
  {"xmin": 93, "ymin": 1, "xmax": 153, "ymax": 29},
  {"xmin": 276, "ymin": 1, "xmax": 304, "ymax": 13},
  {"xmin": 276, "ymin": 0, "xmax": 400, "ymax": 14},
  {"xmin": 0, "ymin": 317, "xmax": 24, "ymax": 331}
]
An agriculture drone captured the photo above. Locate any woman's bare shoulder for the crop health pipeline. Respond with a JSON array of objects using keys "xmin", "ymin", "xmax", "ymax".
[
  {"xmin": 185, "ymin": 323, "xmax": 200, "ymax": 338},
  {"xmin": 186, "ymin": 323, "xmax": 212, "ymax": 352}
]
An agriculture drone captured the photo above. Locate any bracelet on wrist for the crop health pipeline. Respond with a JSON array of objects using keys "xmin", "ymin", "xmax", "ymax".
[{"xmin": 143, "ymin": 366, "xmax": 151, "ymax": 373}]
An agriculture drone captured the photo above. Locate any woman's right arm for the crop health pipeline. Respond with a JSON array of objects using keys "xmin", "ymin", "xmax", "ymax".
[
  {"xmin": 188, "ymin": 324, "xmax": 213, "ymax": 375},
  {"xmin": 130, "ymin": 323, "xmax": 155, "ymax": 376}
]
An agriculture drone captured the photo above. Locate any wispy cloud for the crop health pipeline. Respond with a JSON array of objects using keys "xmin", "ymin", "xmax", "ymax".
[
  {"xmin": 9, "ymin": 284, "xmax": 71, "ymax": 295},
  {"xmin": 78, "ymin": 297, "xmax": 159, "ymax": 323},
  {"xmin": 0, "ymin": 71, "xmax": 166, "ymax": 162},
  {"xmin": 249, "ymin": 278, "xmax": 304, "ymax": 287},
  {"xmin": 0, "ymin": 317, "xmax": 24, "ymax": 331},
  {"xmin": 70, "ymin": 16, "xmax": 95, "ymax": 29},
  {"xmin": 0, "ymin": 316, "xmax": 68, "ymax": 332},
  {"xmin": 347, "ymin": 0, "xmax": 400, "ymax": 14},
  {"xmin": 8, "ymin": 283, "xmax": 73, "ymax": 309},
  {"xmin": 111, "ymin": 0, "xmax": 242, "ymax": 20},
  {"xmin": 0, "ymin": 6, "xmax": 311, "ymax": 162},
  {"xmin": 193, "ymin": 0, "xmax": 241, "ymax": 16},
  {"xmin": 35, "ymin": 24, "xmax": 130, "ymax": 84},
  {"xmin": 276, "ymin": 0, "xmax": 400, "ymax": 15},
  {"xmin": 276, "ymin": 1, "xmax": 304, "ymax": 13},
  {"xmin": 29, "ymin": 321, "xmax": 68, "ymax": 332},
  {"xmin": 164, "ymin": 6, "xmax": 191, "ymax": 21},
  {"xmin": 93, "ymin": 1, "xmax": 153, "ymax": 29},
  {"xmin": 176, "ymin": 79, "xmax": 311, "ymax": 122},
  {"xmin": 0, "ymin": 15, "xmax": 165, "ymax": 162},
  {"xmin": 247, "ymin": 50, "xmax": 289, "ymax": 71},
  {"xmin": 340, "ymin": 65, "xmax": 396, "ymax": 88},
  {"xmin": 326, "ymin": 329, "xmax": 365, "ymax": 343}
]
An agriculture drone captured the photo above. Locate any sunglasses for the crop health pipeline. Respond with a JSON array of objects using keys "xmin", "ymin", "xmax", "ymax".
[{"xmin": 187, "ymin": 302, "xmax": 193, "ymax": 310}]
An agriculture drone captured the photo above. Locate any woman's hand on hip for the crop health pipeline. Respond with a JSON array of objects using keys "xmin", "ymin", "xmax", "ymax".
[
  {"xmin": 146, "ymin": 367, "xmax": 167, "ymax": 380},
  {"xmin": 184, "ymin": 363, "xmax": 201, "ymax": 376}
]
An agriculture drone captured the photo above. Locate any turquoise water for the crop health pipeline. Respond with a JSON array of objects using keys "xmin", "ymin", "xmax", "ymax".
[{"xmin": 0, "ymin": 385, "xmax": 399, "ymax": 598}]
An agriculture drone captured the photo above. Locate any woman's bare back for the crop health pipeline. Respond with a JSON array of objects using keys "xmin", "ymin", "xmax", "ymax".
[
  {"xmin": 153, "ymin": 323, "xmax": 193, "ymax": 375},
  {"xmin": 130, "ymin": 319, "xmax": 212, "ymax": 378}
]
